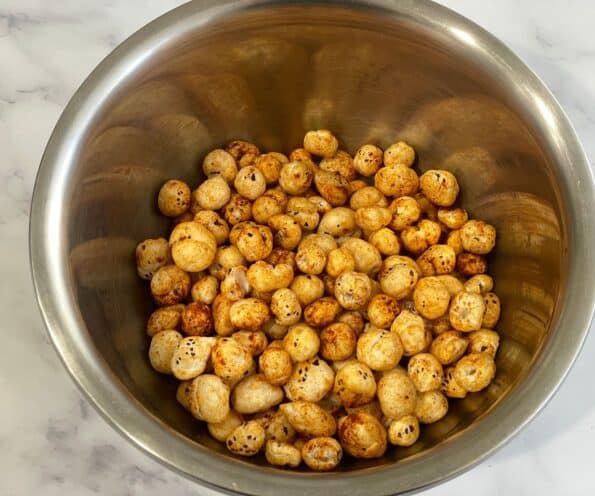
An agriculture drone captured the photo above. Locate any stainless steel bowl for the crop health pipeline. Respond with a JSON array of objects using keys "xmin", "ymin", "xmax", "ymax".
[{"xmin": 30, "ymin": 1, "xmax": 595, "ymax": 494}]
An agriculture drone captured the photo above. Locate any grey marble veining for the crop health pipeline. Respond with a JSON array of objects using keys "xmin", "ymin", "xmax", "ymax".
[{"xmin": 1, "ymin": 1, "xmax": 594, "ymax": 495}]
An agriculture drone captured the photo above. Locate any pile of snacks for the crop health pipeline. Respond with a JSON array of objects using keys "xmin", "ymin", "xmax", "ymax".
[{"xmin": 136, "ymin": 130, "xmax": 499, "ymax": 470}]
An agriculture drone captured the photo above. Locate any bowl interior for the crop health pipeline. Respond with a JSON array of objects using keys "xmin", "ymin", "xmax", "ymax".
[{"xmin": 48, "ymin": 0, "xmax": 569, "ymax": 488}]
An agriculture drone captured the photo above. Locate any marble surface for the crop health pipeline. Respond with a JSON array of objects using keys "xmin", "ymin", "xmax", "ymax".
[{"xmin": 1, "ymin": 0, "xmax": 594, "ymax": 494}]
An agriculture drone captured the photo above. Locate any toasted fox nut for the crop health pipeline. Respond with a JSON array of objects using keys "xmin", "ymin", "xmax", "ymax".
[
  {"xmin": 366, "ymin": 294, "xmax": 400, "ymax": 330},
  {"xmin": 254, "ymin": 409, "xmax": 296, "ymax": 443},
  {"xmin": 308, "ymin": 195, "xmax": 332, "ymax": 216},
  {"xmin": 337, "ymin": 310, "xmax": 365, "ymax": 336},
  {"xmin": 375, "ymin": 165, "xmax": 419, "ymax": 197},
  {"xmin": 353, "ymin": 144, "xmax": 383, "ymax": 176},
  {"xmin": 222, "ymin": 193, "xmax": 252, "ymax": 226},
  {"xmin": 460, "ymin": 220, "xmax": 496, "ymax": 255},
  {"xmin": 350, "ymin": 188, "xmax": 388, "ymax": 211},
  {"xmin": 415, "ymin": 390, "xmax": 449, "ymax": 424},
  {"xmin": 226, "ymin": 139, "xmax": 259, "ymax": 160},
  {"xmin": 195, "ymin": 175, "xmax": 231, "ymax": 210},
  {"xmin": 233, "ymin": 165, "xmax": 267, "ymax": 200},
  {"xmin": 209, "ymin": 245, "xmax": 246, "ymax": 280},
  {"xmin": 231, "ymin": 374, "xmax": 284, "ymax": 414},
  {"xmin": 135, "ymin": 237, "xmax": 170, "ymax": 280},
  {"xmin": 482, "ymin": 292, "xmax": 501, "ymax": 328},
  {"xmin": 320, "ymin": 323, "xmax": 357, "ymax": 361},
  {"xmin": 188, "ymin": 374, "xmax": 230, "ymax": 423},
  {"xmin": 378, "ymin": 255, "xmax": 419, "ymax": 300},
  {"xmin": 279, "ymin": 401, "xmax": 337, "ymax": 437},
  {"xmin": 320, "ymin": 149, "xmax": 357, "ymax": 180},
  {"xmin": 430, "ymin": 330, "xmax": 468, "ymax": 365},
  {"xmin": 326, "ymin": 247, "xmax": 356, "ymax": 278},
  {"xmin": 419, "ymin": 170, "xmax": 459, "ymax": 207},
  {"xmin": 333, "ymin": 361, "xmax": 376, "ymax": 407},
  {"xmin": 345, "ymin": 400, "xmax": 383, "ymax": 421},
  {"xmin": 284, "ymin": 357, "xmax": 335, "ymax": 402},
  {"xmin": 286, "ymin": 196, "xmax": 320, "ymax": 231},
  {"xmin": 356, "ymin": 329, "xmax": 403, "ymax": 371},
  {"xmin": 416, "ymin": 244, "xmax": 457, "ymax": 276},
  {"xmin": 437, "ymin": 207, "xmax": 468, "ymax": 229},
  {"xmin": 158, "ymin": 179, "xmax": 191, "ymax": 217},
  {"xmin": 303, "ymin": 129, "xmax": 339, "ymax": 158},
  {"xmin": 388, "ymin": 415, "xmax": 420, "ymax": 447},
  {"xmin": 434, "ymin": 275, "xmax": 465, "ymax": 297},
  {"xmin": 355, "ymin": 207, "xmax": 392, "ymax": 232},
  {"xmin": 447, "ymin": 229, "xmax": 464, "ymax": 255},
  {"xmin": 317, "ymin": 207, "xmax": 356, "ymax": 237},
  {"xmin": 226, "ymin": 420, "xmax": 265, "ymax": 456},
  {"xmin": 267, "ymin": 214, "xmax": 302, "ymax": 250},
  {"xmin": 454, "ymin": 352, "xmax": 496, "ymax": 392},
  {"xmin": 339, "ymin": 238, "xmax": 382, "ymax": 275},
  {"xmin": 407, "ymin": 353, "xmax": 444, "ymax": 392},
  {"xmin": 176, "ymin": 380, "xmax": 193, "ymax": 410},
  {"xmin": 283, "ymin": 324, "xmax": 320, "ymax": 362},
  {"xmin": 259, "ymin": 347, "xmax": 293, "ymax": 385},
  {"xmin": 299, "ymin": 233, "xmax": 338, "ymax": 254},
  {"xmin": 441, "ymin": 366, "xmax": 467, "ymax": 399},
  {"xmin": 464, "ymin": 274, "xmax": 494, "ymax": 294},
  {"xmin": 468, "ymin": 329, "xmax": 500, "ymax": 358},
  {"xmin": 231, "ymin": 223, "xmax": 273, "ymax": 262},
  {"xmin": 338, "ymin": 412, "xmax": 387, "ymax": 459},
  {"xmin": 296, "ymin": 244, "xmax": 327, "ymax": 275},
  {"xmin": 304, "ymin": 297, "xmax": 341, "ymax": 328},
  {"xmin": 390, "ymin": 310, "xmax": 428, "ymax": 356},
  {"xmin": 279, "ymin": 160, "xmax": 314, "ymax": 195},
  {"xmin": 207, "ymin": 409, "xmax": 243, "ymax": 442},
  {"xmin": 212, "ymin": 294, "xmax": 234, "ymax": 337},
  {"xmin": 171, "ymin": 336, "xmax": 216, "ymax": 380},
  {"xmin": 193, "ymin": 210, "xmax": 230, "ymax": 246},
  {"xmin": 150, "ymin": 265, "xmax": 191, "ymax": 306},
  {"xmin": 291, "ymin": 274, "xmax": 325, "ymax": 306},
  {"xmin": 400, "ymin": 226, "xmax": 429, "ymax": 255},
  {"xmin": 169, "ymin": 222, "xmax": 217, "ymax": 272},
  {"xmin": 377, "ymin": 370, "xmax": 417, "ymax": 419},
  {"xmin": 149, "ymin": 330, "xmax": 182, "ymax": 374},
  {"xmin": 457, "ymin": 252, "xmax": 488, "ymax": 275},
  {"xmin": 229, "ymin": 298, "xmax": 270, "ymax": 332},
  {"xmin": 289, "ymin": 147, "xmax": 313, "ymax": 162},
  {"xmin": 367, "ymin": 230, "xmax": 398, "ymax": 260},
  {"xmin": 301, "ymin": 437, "xmax": 342, "ymax": 471},
  {"xmin": 211, "ymin": 336, "xmax": 253, "ymax": 382},
  {"xmin": 384, "ymin": 141, "xmax": 415, "ymax": 168},
  {"xmin": 387, "ymin": 196, "xmax": 420, "ymax": 231},
  {"xmin": 191, "ymin": 275, "xmax": 218, "ymax": 305},
  {"xmin": 232, "ymin": 330, "xmax": 268, "ymax": 356},
  {"xmin": 263, "ymin": 321, "xmax": 289, "ymax": 340},
  {"xmin": 146, "ymin": 305, "xmax": 183, "ymax": 337},
  {"xmin": 265, "ymin": 440, "xmax": 301, "ymax": 468},
  {"xmin": 335, "ymin": 271, "xmax": 373, "ymax": 311},
  {"xmin": 220, "ymin": 266, "xmax": 250, "ymax": 301},
  {"xmin": 180, "ymin": 302, "xmax": 213, "ymax": 336},
  {"xmin": 247, "ymin": 260, "xmax": 293, "ymax": 293},
  {"xmin": 252, "ymin": 191, "xmax": 287, "ymax": 225},
  {"xmin": 413, "ymin": 277, "xmax": 450, "ymax": 320},
  {"xmin": 202, "ymin": 148, "xmax": 238, "ymax": 183},
  {"xmin": 313, "ymin": 168, "xmax": 350, "ymax": 207},
  {"xmin": 449, "ymin": 291, "xmax": 485, "ymax": 332},
  {"xmin": 254, "ymin": 153, "xmax": 284, "ymax": 185},
  {"xmin": 266, "ymin": 248, "xmax": 296, "ymax": 269},
  {"xmin": 270, "ymin": 288, "xmax": 302, "ymax": 326}
]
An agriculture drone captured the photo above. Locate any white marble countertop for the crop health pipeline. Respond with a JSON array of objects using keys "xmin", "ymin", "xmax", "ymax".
[{"xmin": 1, "ymin": 0, "xmax": 594, "ymax": 494}]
